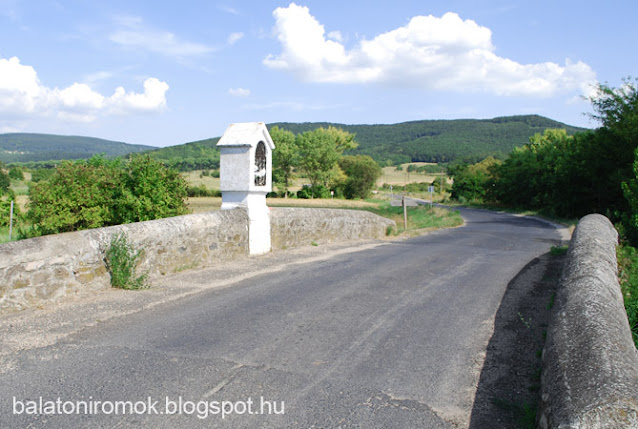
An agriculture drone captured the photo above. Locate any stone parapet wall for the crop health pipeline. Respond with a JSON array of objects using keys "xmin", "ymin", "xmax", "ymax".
[
  {"xmin": 0, "ymin": 210, "xmax": 249, "ymax": 312},
  {"xmin": 539, "ymin": 214, "xmax": 638, "ymax": 428},
  {"xmin": 0, "ymin": 207, "xmax": 394, "ymax": 313},
  {"xmin": 270, "ymin": 207, "xmax": 394, "ymax": 250}
]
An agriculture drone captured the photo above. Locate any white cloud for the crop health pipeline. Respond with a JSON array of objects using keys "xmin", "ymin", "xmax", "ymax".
[
  {"xmin": 264, "ymin": 4, "xmax": 597, "ymax": 98},
  {"xmin": 110, "ymin": 16, "xmax": 214, "ymax": 58},
  {"xmin": 108, "ymin": 78, "xmax": 169, "ymax": 114},
  {"xmin": 228, "ymin": 87, "xmax": 251, "ymax": 97},
  {"xmin": 0, "ymin": 55, "xmax": 169, "ymax": 122},
  {"xmin": 227, "ymin": 32, "xmax": 244, "ymax": 45},
  {"xmin": 218, "ymin": 4, "xmax": 239, "ymax": 15},
  {"xmin": 327, "ymin": 30, "xmax": 343, "ymax": 42}
]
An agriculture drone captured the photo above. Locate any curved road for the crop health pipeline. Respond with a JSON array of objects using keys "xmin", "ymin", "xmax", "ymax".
[{"xmin": 0, "ymin": 208, "xmax": 566, "ymax": 428}]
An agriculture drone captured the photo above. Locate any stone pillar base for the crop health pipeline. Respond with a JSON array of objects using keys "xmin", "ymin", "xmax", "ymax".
[{"xmin": 221, "ymin": 191, "xmax": 271, "ymax": 255}]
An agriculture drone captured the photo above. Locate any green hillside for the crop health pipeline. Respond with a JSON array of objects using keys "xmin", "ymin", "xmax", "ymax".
[
  {"xmin": 2, "ymin": 115, "xmax": 588, "ymax": 168},
  {"xmin": 0, "ymin": 133, "xmax": 156, "ymax": 164},
  {"xmin": 144, "ymin": 137, "xmax": 220, "ymax": 171},
  {"xmin": 270, "ymin": 115, "xmax": 588, "ymax": 164}
]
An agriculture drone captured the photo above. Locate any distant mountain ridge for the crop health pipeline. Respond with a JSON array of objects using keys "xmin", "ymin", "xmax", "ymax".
[
  {"xmin": 269, "ymin": 114, "xmax": 588, "ymax": 164},
  {"xmin": 1, "ymin": 115, "xmax": 589, "ymax": 166},
  {"xmin": 0, "ymin": 133, "xmax": 156, "ymax": 164}
]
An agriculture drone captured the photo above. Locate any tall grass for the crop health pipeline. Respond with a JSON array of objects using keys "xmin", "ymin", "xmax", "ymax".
[
  {"xmin": 104, "ymin": 233, "xmax": 148, "ymax": 290},
  {"xmin": 365, "ymin": 203, "xmax": 463, "ymax": 234},
  {"xmin": 617, "ymin": 244, "xmax": 638, "ymax": 348}
]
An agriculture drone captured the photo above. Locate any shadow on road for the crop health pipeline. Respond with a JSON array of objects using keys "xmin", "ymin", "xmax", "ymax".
[
  {"xmin": 465, "ymin": 216, "xmax": 557, "ymax": 230},
  {"xmin": 468, "ymin": 252, "xmax": 565, "ymax": 429}
]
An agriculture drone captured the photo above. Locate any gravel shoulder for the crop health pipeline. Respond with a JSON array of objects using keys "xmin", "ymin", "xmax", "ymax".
[{"xmin": 469, "ymin": 251, "xmax": 567, "ymax": 428}]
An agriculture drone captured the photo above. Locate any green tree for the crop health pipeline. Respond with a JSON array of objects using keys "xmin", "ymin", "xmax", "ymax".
[
  {"xmin": 450, "ymin": 157, "xmax": 501, "ymax": 203},
  {"xmin": 490, "ymin": 129, "xmax": 577, "ymax": 213},
  {"xmin": 621, "ymin": 150, "xmax": 638, "ymax": 243},
  {"xmin": 113, "ymin": 155, "xmax": 188, "ymax": 224},
  {"xmin": 589, "ymin": 78, "xmax": 638, "ymax": 137},
  {"xmin": 338, "ymin": 155, "xmax": 382, "ymax": 199},
  {"xmin": 297, "ymin": 127, "xmax": 358, "ymax": 188},
  {"xmin": 270, "ymin": 126, "xmax": 298, "ymax": 197}
]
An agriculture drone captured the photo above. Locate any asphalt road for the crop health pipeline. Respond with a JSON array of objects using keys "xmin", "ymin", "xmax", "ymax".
[{"xmin": 0, "ymin": 208, "xmax": 565, "ymax": 428}]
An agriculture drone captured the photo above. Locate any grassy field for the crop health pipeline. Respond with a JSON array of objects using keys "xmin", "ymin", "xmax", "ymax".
[
  {"xmin": 182, "ymin": 163, "xmax": 450, "ymax": 194},
  {"xmin": 187, "ymin": 196, "xmax": 379, "ymax": 214},
  {"xmin": 186, "ymin": 195, "xmax": 463, "ymax": 236},
  {"xmin": 182, "ymin": 171, "xmax": 220, "ymax": 189},
  {"xmin": 364, "ymin": 204, "xmax": 463, "ymax": 235},
  {"xmin": 379, "ymin": 162, "xmax": 447, "ymax": 186}
]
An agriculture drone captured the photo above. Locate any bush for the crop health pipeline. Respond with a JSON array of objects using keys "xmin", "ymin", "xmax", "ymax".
[
  {"xmin": 0, "ymin": 192, "xmax": 20, "ymax": 228},
  {"xmin": 27, "ymin": 157, "xmax": 121, "ymax": 235},
  {"xmin": 26, "ymin": 155, "xmax": 188, "ymax": 236},
  {"xmin": 104, "ymin": 233, "xmax": 147, "ymax": 289},
  {"xmin": 30, "ymin": 168, "xmax": 55, "ymax": 183},
  {"xmin": 296, "ymin": 184, "xmax": 332, "ymax": 199},
  {"xmin": 617, "ymin": 244, "xmax": 638, "ymax": 348},
  {"xmin": 8, "ymin": 167, "xmax": 24, "ymax": 181},
  {"xmin": 113, "ymin": 155, "xmax": 188, "ymax": 224},
  {"xmin": 0, "ymin": 169, "xmax": 9, "ymax": 194},
  {"xmin": 450, "ymin": 157, "xmax": 501, "ymax": 203},
  {"xmin": 187, "ymin": 184, "xmax": 221, "ymax": 197},
  {"xmin": 338, "ymin": 155, "xmax": 382, "ymax": 199}
]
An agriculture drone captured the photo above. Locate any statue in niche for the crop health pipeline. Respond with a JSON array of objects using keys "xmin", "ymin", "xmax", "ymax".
[{"xmin": 254, "ymin": 141, "xmax": 266, "ymax": 186}]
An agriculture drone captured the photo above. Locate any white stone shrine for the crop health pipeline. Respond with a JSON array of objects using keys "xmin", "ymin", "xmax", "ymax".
[{"xmin": 217, "ymin": 122, "xmax": 275, "ymax": 255}]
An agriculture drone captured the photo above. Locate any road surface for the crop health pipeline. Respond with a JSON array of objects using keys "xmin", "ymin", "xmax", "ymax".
[{"xmin": 0, "ymin": 208, "xmax": 566, "ymax": 428}]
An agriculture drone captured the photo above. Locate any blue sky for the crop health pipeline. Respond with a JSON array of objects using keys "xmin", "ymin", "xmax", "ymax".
[{"xmin": 0, "ymin": 0, "xmax": 635, "ymax": 147}]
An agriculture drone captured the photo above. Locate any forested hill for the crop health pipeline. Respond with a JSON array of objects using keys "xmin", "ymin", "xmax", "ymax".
[
  {"xmin": 0, "ymin": 133, "xmax": 156, "ymax": 164},
  {"xmin": 270, "ymin": 115, "xmax": 587, "ymax": 164},
  {"xmin": 144, "ymin": 137, "xmax": 220, "ymax": 171},
  {"xmin": 2, "ymin": 115, "xmax": 588, "ymax": 167}
]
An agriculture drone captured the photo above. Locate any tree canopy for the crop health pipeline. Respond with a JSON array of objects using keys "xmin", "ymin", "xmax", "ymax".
[{"xmin": 26, "ymin": 155, "xmax": 188, "ymax": 236}]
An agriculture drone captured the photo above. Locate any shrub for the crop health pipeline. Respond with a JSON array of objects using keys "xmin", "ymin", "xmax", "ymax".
[
  {"xmin": 338, "ymin": 155, "xmax": 382, "ymax": 199},
  {"xmin": 450, "ymin": 157, "xmax": 501, "ymax": 203},
  {"xmin": 297, "ymin": 184, "xmax": 331, "ymax": 199},
  {"xmin": 0, "ymin": 193, "xmax": 20, "ymax": 228},
  {"xmin": 617, "ymin": 244, "xmax": 638, "ymax": 347},
  {"xmin": 27, "ymin": 157, "xmax": 121, "ymax": 235},
  {"xmin": 187, "ymin": 184, "xmax": 221, "ymax": 197},
  {"xmin": 26, "ymin": 154, "xmax": 189, "ymax": 236},
  {"xmin": 8, "ymin": 167, "xmax": 24, "ymax": 181},
  {"xmin": 0, "ymin": 169, "xmax": 9, "ymax": 194},
  {"xmin": 113, "ymin": 155, "xmax": 189, "ymax": 224},
  {"xmin": 30, "ymin": 168, "xmax": 55, "ymax": 183}
]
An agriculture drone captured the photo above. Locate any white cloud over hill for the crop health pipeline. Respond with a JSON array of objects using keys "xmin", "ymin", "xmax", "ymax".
[{"xmin": 264, "ymin": 4, "xmax": 597, "ymax": 98}]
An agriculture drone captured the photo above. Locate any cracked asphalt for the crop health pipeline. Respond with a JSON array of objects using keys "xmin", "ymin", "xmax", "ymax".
[{"xmin": 0, "ymin": 208, "xmax": 568, "ymax": 428}]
